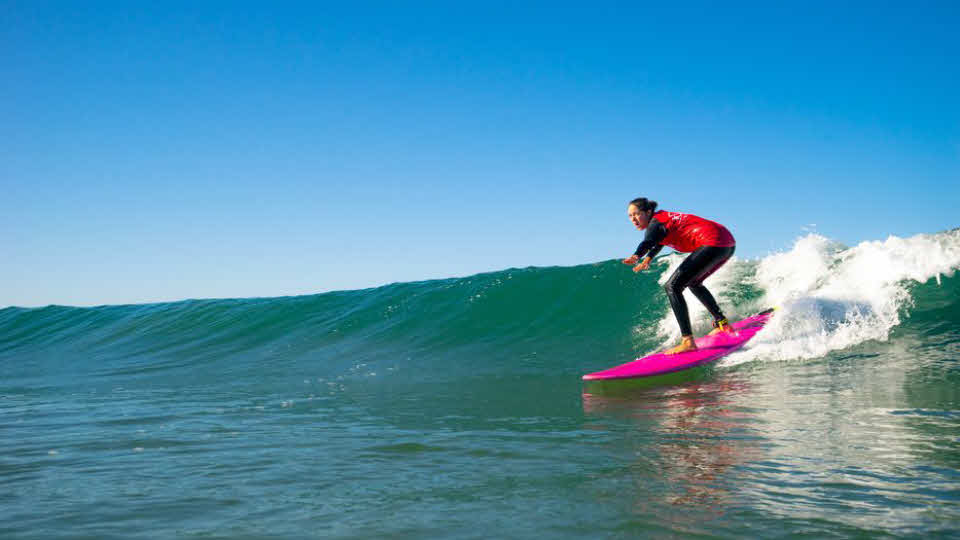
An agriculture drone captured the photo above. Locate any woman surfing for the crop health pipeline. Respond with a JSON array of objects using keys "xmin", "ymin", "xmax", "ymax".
[{"xmin": 622, "ymin": 197, "xmax": 736, "ymax": 354}]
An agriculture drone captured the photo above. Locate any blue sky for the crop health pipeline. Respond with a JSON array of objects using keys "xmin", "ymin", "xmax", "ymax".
[{"xmin": 3, "ymin": 1, "xmax": 958, "ymax": 307}]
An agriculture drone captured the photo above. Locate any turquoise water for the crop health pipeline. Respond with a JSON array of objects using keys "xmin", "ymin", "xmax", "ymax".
[{"xmin": 2, "ymin": 231, "xmax": 959, "ymax": 538}]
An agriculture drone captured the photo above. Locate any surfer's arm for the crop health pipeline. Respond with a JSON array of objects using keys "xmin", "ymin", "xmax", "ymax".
[
  {"xmin": 633, "ymin": 221, "xmax": 666, "ymax": 259},
  {"xmin": 623, "ymin": 221, "xmax": 666, "ymax": 271}
]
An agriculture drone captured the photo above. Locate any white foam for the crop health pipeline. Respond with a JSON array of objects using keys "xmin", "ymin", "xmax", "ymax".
[{"xmin": 642, "ymin": 229, "xmax": 960, "ymax": 365}]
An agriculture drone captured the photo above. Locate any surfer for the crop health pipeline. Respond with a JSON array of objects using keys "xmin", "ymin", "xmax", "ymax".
[{"xmin": 622, "ymin": 197, "xmax": 736, "ymax": 354}]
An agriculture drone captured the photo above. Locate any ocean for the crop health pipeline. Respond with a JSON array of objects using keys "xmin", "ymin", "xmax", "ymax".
[{"xmin": 2, "ymin": 230, "xmax": 959, "ymax": 538}]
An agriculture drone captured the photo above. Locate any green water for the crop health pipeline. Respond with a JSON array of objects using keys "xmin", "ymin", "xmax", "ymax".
[{"xmin": 2, "ymin": 232, "xmax": 959, "ymax": 538}]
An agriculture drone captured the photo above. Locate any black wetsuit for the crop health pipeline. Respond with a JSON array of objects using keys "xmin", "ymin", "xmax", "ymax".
[{"xmin": 634, "ymin": 220, "xmax": 735, "ymax": 336}]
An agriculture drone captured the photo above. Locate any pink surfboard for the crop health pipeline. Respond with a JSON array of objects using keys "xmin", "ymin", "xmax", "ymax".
[{"xmin": 583, "ymin": 309, "xmax": 774, "ymax": 381}]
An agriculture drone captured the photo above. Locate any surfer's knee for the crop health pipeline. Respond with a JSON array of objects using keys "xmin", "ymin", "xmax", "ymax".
[{"xmin": 663, "ymin": 278, "xmax": 684, "ymax": 298}]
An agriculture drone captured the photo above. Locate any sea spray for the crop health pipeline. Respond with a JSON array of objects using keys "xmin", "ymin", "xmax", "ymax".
[{"xmin": 722, "ymin": 230, "xmax": 960, "ymax": 366}]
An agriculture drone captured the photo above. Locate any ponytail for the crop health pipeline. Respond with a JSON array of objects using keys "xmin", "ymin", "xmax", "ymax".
[{"xmin": 628, "ymin": 197, "xmax": 658, "ymax": 213}]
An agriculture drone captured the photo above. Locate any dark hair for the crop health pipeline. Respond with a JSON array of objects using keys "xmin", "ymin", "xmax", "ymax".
[{"xmin": 628, "ymin": 197, "xmax": 658, "ymax": 213}]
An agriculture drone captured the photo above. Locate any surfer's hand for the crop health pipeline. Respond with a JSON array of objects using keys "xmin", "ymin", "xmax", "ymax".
[
  {"xmin": 622, "ymin": 255, "xmax": 639, "ymax": 265},
  {"xmin": 632, "ymin": 257, "xmax": 652, "ymax": 273}
]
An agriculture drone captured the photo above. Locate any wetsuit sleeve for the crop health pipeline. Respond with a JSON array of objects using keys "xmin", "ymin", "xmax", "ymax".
[{"xmin": 634, "ymin": 220, "xmax": 667, "ymax": 259}]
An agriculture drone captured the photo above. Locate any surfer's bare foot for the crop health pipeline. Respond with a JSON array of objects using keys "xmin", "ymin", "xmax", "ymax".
[
  {"xmin": 708, "ymin": 318, "xmax": 735, "ymax": 335},
  {"xmin": 665, "ymin": 335, "xmax": 697, "ymax": 354}
]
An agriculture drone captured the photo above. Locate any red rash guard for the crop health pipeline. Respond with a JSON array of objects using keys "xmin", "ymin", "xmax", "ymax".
[
  {"xmin": 634, "ymin": 210, "xmax": 736, "ymax": 258},
  {"xmin": 653, "ymin": 211, "xmax": 735, "ymax": 253}
]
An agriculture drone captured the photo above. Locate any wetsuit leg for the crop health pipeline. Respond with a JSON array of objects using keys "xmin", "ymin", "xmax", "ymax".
[
  {"xmin": 663, "ymin": 246, "xmax": 735, "ymax": 336},
  {"xmin": 688, "ymin": 284, "xmax": 724, "ymax": 321},
  {"xmin": 688, "ymin": 245, "xmax": 735, "ymax": 320}
]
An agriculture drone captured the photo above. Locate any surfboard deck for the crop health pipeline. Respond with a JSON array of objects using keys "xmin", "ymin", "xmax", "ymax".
[{"xmin": 582, "ymin": 309, "xmax": 775, "ymax": 381}]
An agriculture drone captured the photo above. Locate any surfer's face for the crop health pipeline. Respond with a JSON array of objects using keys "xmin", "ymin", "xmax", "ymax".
[{"xmin": 628, "ymin": 205, "xmax": 650, "ymax": 230}]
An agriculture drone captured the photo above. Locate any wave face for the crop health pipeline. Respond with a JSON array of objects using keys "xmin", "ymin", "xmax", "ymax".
[
  {"xmin": 4, "ymin": 230, "xmax": 958, "ymax": 379},
  {"xmin": 2, "ymin": 229, "xmax": 959, "ymax": 538},
  {"xmin": 1, "ymin": 261, "xmax": 661, "ymax": 387}
]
